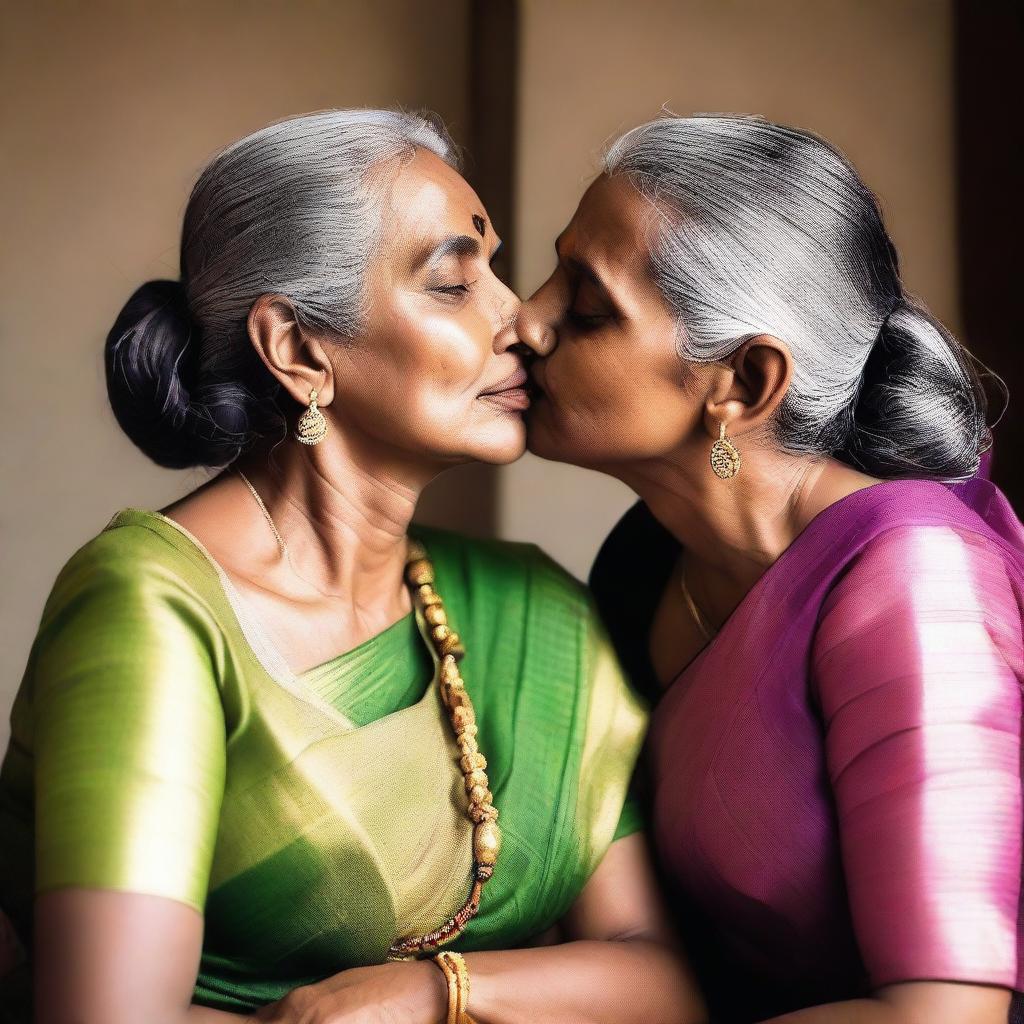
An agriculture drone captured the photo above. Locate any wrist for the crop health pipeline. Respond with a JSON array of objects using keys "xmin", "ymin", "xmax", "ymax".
[{"xmin": 418, "ymin": 957, "xmax": 450, "ymax": 1023}]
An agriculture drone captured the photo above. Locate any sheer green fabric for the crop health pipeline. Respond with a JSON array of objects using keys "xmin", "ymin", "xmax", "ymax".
[{"xmin": 0, "ymin": 510, "xmax": 646, "ymax": 1013}]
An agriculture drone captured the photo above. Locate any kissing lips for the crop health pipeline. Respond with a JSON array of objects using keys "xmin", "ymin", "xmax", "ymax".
[{"xmin": 478, "ymin": 367, "xmax": 532, "ymax": 412}]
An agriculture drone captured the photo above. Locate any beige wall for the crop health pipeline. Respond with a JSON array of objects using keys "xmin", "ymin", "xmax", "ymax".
[
  {"xmin": 0, "ymin": 0, "xmax": 469, "ymax": 746},
  {"xmin": 500, "ymin": 0, "xmax": 958, "ymax": 579},
  {"xmin": 0, "ymin": 0, "xmax": 959, "ymax": 745}
]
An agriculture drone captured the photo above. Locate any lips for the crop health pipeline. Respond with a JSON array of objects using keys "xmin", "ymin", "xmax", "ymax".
[
  {"xmin": 479, "ymin": 367, "xmax": 529, "ymax": 397},
  {"xmin": 479, "ymin": 365, "xmax": 532, "ymax": 412}
]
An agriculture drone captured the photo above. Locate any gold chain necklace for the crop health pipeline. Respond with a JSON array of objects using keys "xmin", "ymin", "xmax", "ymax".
[
  {"xmin": 679, "ymin": 562, "xmax": 717, "ymax": 642},
  {"xmin": 236, "ymin": 470, "xmax": 501, "ymax": 958},
  {"xmin": 236, "ymin": 470, "xmax": 352, "ymax": 600}
]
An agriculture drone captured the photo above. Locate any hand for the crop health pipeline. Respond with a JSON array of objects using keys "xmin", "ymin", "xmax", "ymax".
[{"xmin": 253, "ymin": 959, "xmax": 448, "ymax": 1024}]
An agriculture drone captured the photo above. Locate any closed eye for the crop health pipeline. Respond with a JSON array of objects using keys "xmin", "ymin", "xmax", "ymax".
[{"xmin": 568, "ymin": 309, "xmax": 608, "ymax": 328}]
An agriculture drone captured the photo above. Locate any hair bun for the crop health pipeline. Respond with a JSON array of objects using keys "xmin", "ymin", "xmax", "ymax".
[
  {"xmin": 106, "ymin": 279, "xmax": 224, "ymax": 469},
  {"xmin": 843, "ymin": 299, "xmax": 988, "ymax": 481},
  {"xmin": 105, "ymin": 280, "xmax": 273, "ymax": 468}
]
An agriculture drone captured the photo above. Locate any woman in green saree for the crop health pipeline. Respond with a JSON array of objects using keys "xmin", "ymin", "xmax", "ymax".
[{"xmin": 0, "ymin": 109, "xmax": 704, "ymax": 1024}]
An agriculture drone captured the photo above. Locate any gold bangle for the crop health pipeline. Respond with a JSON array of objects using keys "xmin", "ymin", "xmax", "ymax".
[
  {"xmin": 432, "ymin": 951, "xmax": 471, "ymax": 1024},
  {"xmin": 432, "ymin": 952, "xmax": 458, "ymax": 1024}
]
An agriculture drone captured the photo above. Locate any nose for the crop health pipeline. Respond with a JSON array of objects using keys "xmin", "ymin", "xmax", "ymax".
[
  {"xmin": 491, "ymin": 278, "xmax": 524, "ymax": 355},
  {"xmin": 515, "ymin": 284, "xmax": 558, "ymax": 358}
]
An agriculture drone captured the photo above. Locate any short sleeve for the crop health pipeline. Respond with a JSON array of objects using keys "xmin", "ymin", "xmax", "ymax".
[
  {"xmin": 29, "ymin": 536, "xmax": 226, "ymax": 913},
  {"xmin": 812, "ymin": 524, "xmax": 1022, "ymax": 989}
]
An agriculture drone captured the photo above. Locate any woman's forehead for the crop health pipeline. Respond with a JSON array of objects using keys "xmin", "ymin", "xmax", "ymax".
[
  {"xmin": 561, "ymin": 174, "xmax": 659, "ymax": 283},
  {"xmin": 384, "ymin": 149, "xmax": 490, "ymax": 251},
  {"xmin": 564, "ymin": 176, "xmax": 655, "ymax": 263}
]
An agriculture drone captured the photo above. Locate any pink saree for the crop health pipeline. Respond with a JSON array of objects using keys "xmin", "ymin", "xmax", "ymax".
[{"xmin": 591, "ymin": 473, "xmax": 1024, "ymax": 1022}]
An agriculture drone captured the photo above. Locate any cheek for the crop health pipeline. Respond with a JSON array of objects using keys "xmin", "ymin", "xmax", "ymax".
[
  {"xmin": 533, "ymin": 330, "xmax": 692, "ymax": 460},
  {"xmin": 339, "ymin": 299, "xmax": 517, "ymax": 461},
  {"xmin": 367, "ymin": 306, "xmax": 489, "ymax": 409},
  {"xmin": 404, "ymin": 316, "xmax": 492, "ymax": 427}
]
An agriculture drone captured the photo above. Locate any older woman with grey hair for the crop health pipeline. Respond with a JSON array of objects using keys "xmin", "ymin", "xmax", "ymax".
[
  {"xmin": 518, "ymin": 114, "xmax": 1024, "ymax": 1024},
  {"xmin": 0, "ymin": 109, "xmax": 706, "ymax": 1024}
]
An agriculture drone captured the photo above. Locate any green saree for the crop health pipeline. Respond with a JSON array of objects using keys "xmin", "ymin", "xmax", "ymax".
[{"xmin": 0, "ymin": 509, "xmax": 646, "ymax": 1013}]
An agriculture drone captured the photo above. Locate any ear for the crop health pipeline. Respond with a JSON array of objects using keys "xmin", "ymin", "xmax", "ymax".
[
  {"xmin": 246, "ymin": 295, "xmax": 335, "ymax": 407},
  {"xmin": 703, "ymin": 334, "xmax": 793, "ymax": 437}
]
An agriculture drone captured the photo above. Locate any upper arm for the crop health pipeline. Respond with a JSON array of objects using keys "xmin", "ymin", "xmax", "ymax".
[
  {"xmin": 812, "ymin": 525, "xmax": 1022, "ymax": 992},
  {"xmin": 29, "ymin": 545, "xmax": 227, "ymax": 1020},
  {"xmin": 559, "ymin": 832, "xmax": 677, "ymax": 946},
  {"xmin": 34, "ymin": 889, "xmax": 206, "ymax": 1024}
]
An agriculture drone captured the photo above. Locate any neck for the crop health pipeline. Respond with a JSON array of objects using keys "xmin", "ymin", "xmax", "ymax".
[
  {"xmin": 615, "ymin": 439, "xmax": 838, "ymax": 596},
  {"xmin": 236, "ymin": 427, "xmax": 440, "ymax": 610}
]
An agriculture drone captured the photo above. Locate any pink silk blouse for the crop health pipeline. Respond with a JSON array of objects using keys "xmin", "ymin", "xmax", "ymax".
[{"xmin": 591, "ymin": 477, "xmax": 1024, "ymax": 1021}]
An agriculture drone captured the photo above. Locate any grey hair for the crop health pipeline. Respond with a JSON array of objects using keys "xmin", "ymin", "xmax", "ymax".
[
  {"xmin": 603, "ymin": 114, "xmax": 993, "ymax": 481},
  {"xmin": 105, "ymin": 108, "xmax": 459, "ymax": 469}
]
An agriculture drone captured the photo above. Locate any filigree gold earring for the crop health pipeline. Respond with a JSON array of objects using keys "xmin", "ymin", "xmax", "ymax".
[
  {"xmin": 710, "ymin": 421, "xmax": 741, "ymax": 479},
  {"xmin": 295, "ymin": 388, "xmax": 327, "ymax": 446}
]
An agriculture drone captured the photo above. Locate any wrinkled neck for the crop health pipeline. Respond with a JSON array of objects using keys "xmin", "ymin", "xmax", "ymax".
[
  {"xmin": 236, "ymin": 427, "xmax": 438, "ymax": 608},
  {"xmin": 617, "ymin": 444, "xmax": 848, "ymax": 594}
]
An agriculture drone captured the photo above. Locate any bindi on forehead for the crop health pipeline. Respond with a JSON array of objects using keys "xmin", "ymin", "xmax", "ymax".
[{"xmin": 472, "ymin": 214, "xmax": 486, "ymax": 237}]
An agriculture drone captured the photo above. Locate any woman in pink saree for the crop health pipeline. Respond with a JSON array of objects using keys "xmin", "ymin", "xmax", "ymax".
[{"xmin": 516, "ymin": 114, "xmax": 1023, "ymax": 1023}]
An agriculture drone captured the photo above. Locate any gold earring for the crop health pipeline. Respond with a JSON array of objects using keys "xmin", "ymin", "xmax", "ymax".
[
  {"xmin": 710, "ymin": 421, "xmax": 740, "ymax": 479},
  {"xmin": 295, "ymin": 388, "xmax": 327, "ymax": 445}
]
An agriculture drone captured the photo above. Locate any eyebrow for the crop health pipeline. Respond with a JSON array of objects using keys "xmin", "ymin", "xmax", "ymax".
[
  {"xmin": 416, "ymin": 234, "xmax": 504, "ymax": 272},
  {"xmin": 429, "ymin": 234, "xmax": 479, "ymax": 263}
]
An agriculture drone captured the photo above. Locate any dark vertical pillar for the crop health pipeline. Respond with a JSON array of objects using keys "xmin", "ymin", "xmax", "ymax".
[
  {"xmin": 464, "ymin": 0, "xmax": 519, "ymax": 287},
  {"xmin": 954, "ymin": 0, "xmax": 1024, "ymax": 507},
  {"xmin": 415, "ymin": 0, "xmax": 520, "ymax": 538}
]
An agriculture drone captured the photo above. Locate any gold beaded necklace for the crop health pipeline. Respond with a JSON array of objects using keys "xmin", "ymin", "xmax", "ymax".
[
  {"xmin": 389, "ymin": 542, "xmax": 501, "ymax": 959},
  {"xmin": 236, "ymin": 471, "xmax": 501, "ymax": 959}
]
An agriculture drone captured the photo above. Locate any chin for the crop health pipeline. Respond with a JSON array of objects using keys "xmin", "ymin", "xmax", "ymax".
[
  {"xmin": 526, "ymin": 415, "xmax": 616, "ymax": 469},
  {"xmin": 521, "ymin": 398, "xmax": 555, "ymax": 454},
  {"xmin": 469, "ymin": 417, "xmax": 528, "ymax": 466}
]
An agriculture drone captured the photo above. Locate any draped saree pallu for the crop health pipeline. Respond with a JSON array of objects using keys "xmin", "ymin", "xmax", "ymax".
[
  {"xmin": 0, "ymin": 511, "xmax": 647, "ymax": 1014},
  {"xmin": 592, "ymin": 475, "xmax": 1024, "ymax": 1023}
]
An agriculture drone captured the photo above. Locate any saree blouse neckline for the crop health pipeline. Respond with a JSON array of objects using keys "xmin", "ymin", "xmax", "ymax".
[
  {"xmin": 1, "ymin": 508, "xmax": 647, "ymax": 1015},
  {"xmin": 670, "ymin": 479, "xmax": 976, "ymax": 687},
  {"xmin": 115, "ymin": 508, "xmax": 427, "ymax": 728},
  {"xmin": 600, "ymin": 477, "xmax": 1023, "ymax": 701}
]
